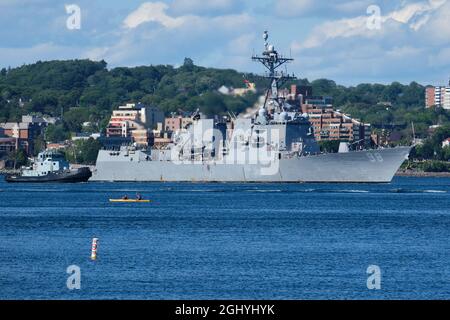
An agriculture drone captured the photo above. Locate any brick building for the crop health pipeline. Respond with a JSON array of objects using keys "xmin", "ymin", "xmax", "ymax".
[
  {"xmin": 0, "ymin": 122, "xmax": 45, "ymax": 154},
  {"xmin": 106, "ymin": 103, "xmax": 164, "ymax": 147},
  {"xmin": 0, "ymin": 115, "xmax": 52, "ymax": 155},
  {"xmin": 164, "ymin": 116, "xmax": 193, "ymax": 132},
  {"xmin": 283, "ymin": 85, "xmax": 372, "ymax": 146}
]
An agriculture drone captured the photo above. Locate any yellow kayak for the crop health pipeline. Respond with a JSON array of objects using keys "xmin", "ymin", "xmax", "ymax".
[{"xmin": 109, "ymin": 199, "xmax": 151, "ymax": 203}]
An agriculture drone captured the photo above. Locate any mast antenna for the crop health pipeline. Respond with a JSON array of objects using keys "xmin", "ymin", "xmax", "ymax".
[{"xmin": 252, "ymin": 31, "xmax": 296, "ymax": 111}]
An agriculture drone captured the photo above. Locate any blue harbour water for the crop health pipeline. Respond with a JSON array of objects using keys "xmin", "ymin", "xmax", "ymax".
[{"xmin": 0, "ymin": 176, "xmax": 449, "ymax": 300}]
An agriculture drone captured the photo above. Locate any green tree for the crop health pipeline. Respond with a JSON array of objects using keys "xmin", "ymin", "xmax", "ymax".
[
  {"xmin": 69, "ymin": 138, "xmax": 102, "ymax": 165},
  {"xmin": 33, "ymin": 135, "xmax": 46, "ymax": 156},
  {"xmin": 45, "ymin": 124, "xmax": 71, "ymax": 142},
  {"xmin": 63, "ymin": 107, "xmax": 91, "ymax": 132},
  {"xmin": 442, "ymin": 146, "xmax": 450, "ymax": 161},
  {"xmin": 319, "ymin": 140, "xmax": 341, "ymax": 153},
  {"xmin": 7, "ymin": 149, "xmax": 28, "ymax": 169},
  {"xmin": 182, "ymin": 58, "xmax": 195, "ymax": 71},
  {"xmin": 422, "ymin": 161, "xmax": 450, "ymax": 172}
]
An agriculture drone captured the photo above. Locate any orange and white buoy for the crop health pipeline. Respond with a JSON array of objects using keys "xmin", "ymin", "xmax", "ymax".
[{"xmin": 91, "ymin": 238, "xmax": 99, "ymax": 261}]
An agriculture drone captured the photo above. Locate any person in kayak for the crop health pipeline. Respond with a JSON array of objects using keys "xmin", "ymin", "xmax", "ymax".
[
  {"xmin": 122, "ymin": 195, "xmax": 129, "ymax": 200},
  {"xmin": 136, "ymin": 193, "xmax": 143, "ymax": 200}
]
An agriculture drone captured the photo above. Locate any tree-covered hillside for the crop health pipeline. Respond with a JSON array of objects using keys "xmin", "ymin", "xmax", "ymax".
[
  {"xmin": 1, "ymin": 59, "xmax": 450, "ymax": 139},
  {"xmin": 296, "ymin": 78, "xmax": 450, "ymax": 138},
  {"xmin": 0, "ymin": 59, "xmax": 260, "ymax": 129}
]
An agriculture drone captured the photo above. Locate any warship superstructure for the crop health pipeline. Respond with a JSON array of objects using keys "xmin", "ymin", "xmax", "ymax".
[{"xmin": 91, "ymin": 32, "xmax": 412, "ymax": 183}]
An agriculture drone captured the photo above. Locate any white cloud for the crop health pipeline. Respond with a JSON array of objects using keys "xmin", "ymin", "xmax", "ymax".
[
  {"xmin": 275, "ymin": 0, "xmax": 374, "ymax": 18},
  {"xmin": 84, "ymin": 2, "xmax": 256, "ymax": 68},
  {"xmin": 123, "ymin": 2, "xmax": 187, "ymax": 29},
  {"xmin": 293, "ymin": 16, "xmax": 370, "ymax": 50},
  {"xmin": 2, "ymin": 0, "xmax": 450, "ymax": 85},
  {"xmin": 387, "ymin": 0, "xmax": 446, "ymax": 26},
  {"xmin": 122, "ymin": 1, "xmax": 252, "ymax": 32},
  {"xmin": 294, "ymin": 0, "xmax": 448, "ymax": 51},
  {"xmin": 290, "ymin": 0, "xmax": 450, "ymax": 84},
  {"xmin": 421, "ymin": 0, "xmax": 450, "ymax": 42}
]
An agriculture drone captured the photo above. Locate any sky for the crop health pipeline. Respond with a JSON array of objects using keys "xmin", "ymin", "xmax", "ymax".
[{"xmin": 1, "ymin": 0, "xmax": 450, "ymax": 86}]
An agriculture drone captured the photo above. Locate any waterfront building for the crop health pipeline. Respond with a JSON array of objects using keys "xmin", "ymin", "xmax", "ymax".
[
  {"xmin": 164, "ymin": 115, "xmax": 194, "ymax": 132},
  {"xmin": 0, "ymin": 137, "xmax": 17, "ymax": 156},
  {"xmin": 0, "ymin": 122, "xmax": 39, "ymax": 154},
  {"xmin": 0, "ymin": 115, "xmax": 55, "ymax": 155},
  {"xmin": 106, "ymin": 103, "xmax": 164, "ymax": 146},
  {"xmin": 281, "ymin": 85, "xmax": 371, "ymax": 146}
]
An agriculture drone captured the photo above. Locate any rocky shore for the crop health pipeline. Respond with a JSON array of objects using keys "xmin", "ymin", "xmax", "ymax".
[{"xmin": 0, "ymin": 169, "xmax": 19, "ymax": 175}]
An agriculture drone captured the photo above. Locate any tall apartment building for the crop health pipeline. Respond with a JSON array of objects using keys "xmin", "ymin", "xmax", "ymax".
[
  {"xmin": 106, "ymin": 103, "xmax": 164, "ymax": 147},
  {"xmin": 425, "ymin": 81, "xmax": 450, "ymax": 109},
  {"xmin": 445, "ymin": 86, "xmax": 450, "ymax": 110},
  {"xmin": 281, "ymin": 85, "xmax": 372, "ymax": 146},
  {"xmin": 301, "ymin": 103, "xmax": 371, "ymax": 146}
]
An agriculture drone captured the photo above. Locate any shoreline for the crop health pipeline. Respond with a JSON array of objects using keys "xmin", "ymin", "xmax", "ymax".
[
  {"xmin": 0, "ymin": 170, "xmax": 19, "ymax": 175},
  {"xmin": 396, "ymin": 171, "xmax": 450, "ymax": 177}
]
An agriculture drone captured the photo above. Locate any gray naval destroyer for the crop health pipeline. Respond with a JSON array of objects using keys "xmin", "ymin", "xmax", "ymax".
[{"xmin": 91, "ymin": 32, "xmax": 412, "ymax": 183}]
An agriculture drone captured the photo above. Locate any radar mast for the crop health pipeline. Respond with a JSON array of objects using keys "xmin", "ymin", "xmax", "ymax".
[{"xmin": 252, "ymin": 31, "xmax": 296, "ymax": 112}]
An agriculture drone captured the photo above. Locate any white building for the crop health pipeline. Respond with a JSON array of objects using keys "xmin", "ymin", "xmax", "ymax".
[
  {"xmin": 426, "ymin": 82, "xmax": 450, "ymax": 109},
  {"xmin": 443, "ymin": 138, "xmax": 450, "ymax": 148},
  {"xmin": 444, "ymin": 87, "xmax": 450, "ymax": 110}
]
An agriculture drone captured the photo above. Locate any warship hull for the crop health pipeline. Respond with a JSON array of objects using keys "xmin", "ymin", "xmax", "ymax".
[{"xmin": 91, "ymin": 147, "xmax": 411, "ymax": 183}]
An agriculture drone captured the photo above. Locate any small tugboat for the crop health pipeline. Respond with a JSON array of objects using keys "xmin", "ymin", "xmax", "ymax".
[{"xmin": 5, "ymin": 150, "xmax": 92, "ymax": 183}]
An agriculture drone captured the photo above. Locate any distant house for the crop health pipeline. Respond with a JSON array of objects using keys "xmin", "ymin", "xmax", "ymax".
[
  {"xmin": 442, "ymin": 138, "xmax": 450, "ymax": 148},
  {"xmin": 429, "ymin": 125, "xmax": 442, "ymax": 132},
  {"xmin": 72, "ymin": 133, "xmax": 101, "ymax": 142},
  {"xmin": 46, "ymin": 142, "xmax": 68, "ymax": 151},
  {"xmin": 218, "ymin": 85, "xmax": 231, "ymax": 95},
  {"xmin": 232, "ymin": 82, "xmax": 256, "ymax": 96},
  {"xmin": 218, "ymin": 83, "xmax": 257, "ymax": 96},
  {"xmin": 21, "ymin": 115, "xmax": 58, "ymax": 125}
]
